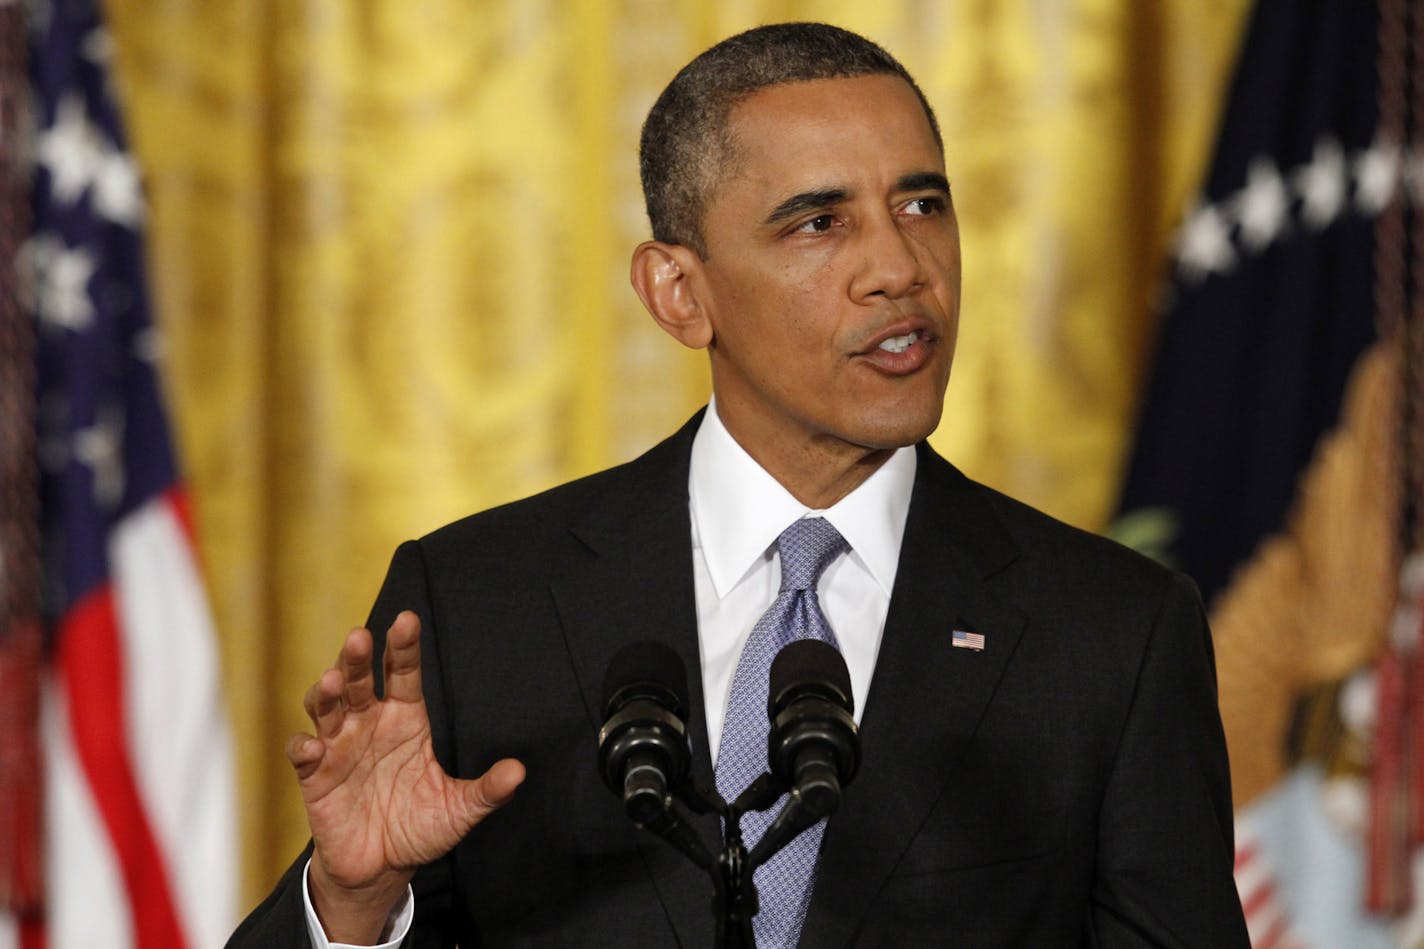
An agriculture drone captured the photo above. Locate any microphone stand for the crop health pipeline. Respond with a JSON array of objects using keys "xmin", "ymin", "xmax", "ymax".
[
  {"xmin": 714, "ymin": 774, "xmax": 781, "ymax": 949},
  {"xmin": 603, "ymin": 638, "xmax": 856, "ymax": 948},
  {"xmin": 633, "ymin": 769, "xmax": 824, "ymax": 949}
]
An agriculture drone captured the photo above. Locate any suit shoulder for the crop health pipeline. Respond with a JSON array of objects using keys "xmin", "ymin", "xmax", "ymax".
[
  {"xmin": 959, "ymin": 470, "xmax": 1195, "ymax": 604},
  {"xmin": 924, "ymin": 462, "xmax": 1211, "ymax": 680},
  {"xmin": 412, "ymin": 414, "xmax": 697, "ymax": 563},
  {"xmin": 422, "ymin": 465, "xmax": 613, "ymax": 543}
]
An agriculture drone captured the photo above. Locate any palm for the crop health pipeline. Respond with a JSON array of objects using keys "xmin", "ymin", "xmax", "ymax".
[
  {"xmin": 288, "ymin": 611, "xmax": 523, "ymax": 902},
  {"xmin": 301, "ymin": 689, "xmax": 471, "ymax": 882}
]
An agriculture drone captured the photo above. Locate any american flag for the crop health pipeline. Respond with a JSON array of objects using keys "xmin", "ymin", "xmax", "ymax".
[
  {"xmin": 951, "ymin": 629, "xmax": 985, "ymax": 652},
  {"xmin": 0, "ymin": 1, "xmax": 236, "ymax": 947},
  {"xmin": 1233, "ymin": 826, "xmax": 1303, "ymax": 949}
]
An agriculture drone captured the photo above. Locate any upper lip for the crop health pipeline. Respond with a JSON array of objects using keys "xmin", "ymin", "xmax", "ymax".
[{"xmin": 854, "ymin": 316, "xmax": 936, "ymax": 355}]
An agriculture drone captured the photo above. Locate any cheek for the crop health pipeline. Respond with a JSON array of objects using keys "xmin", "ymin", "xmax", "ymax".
[
  {"xmin": 757, "ymin": 271, "xmax": 832, "ymax": 335},
  {"xmin": 928, "ymin": 248, "xmax": 962, "ymax": 312},
  {"xmin": 923, "ymin": 232, "xmax": 960, "ymax": 273}
]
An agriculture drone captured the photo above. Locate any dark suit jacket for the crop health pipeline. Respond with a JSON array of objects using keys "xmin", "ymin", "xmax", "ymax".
[{"xmin": 230, "ymin": 413, "xmax": 1248, "ymax": 948}]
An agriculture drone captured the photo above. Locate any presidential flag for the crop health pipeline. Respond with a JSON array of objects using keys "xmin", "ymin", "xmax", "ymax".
[
  {"xmin": 1114, "ymin": 0, "xmax": 1381, "ymax": 607},
  {"xmin": 1115, "ymin": 0, "xmax": 1420, "ymax": 945},
  {"xmin": 0, "ymin": 0, "xmax": 237, "ymax": 947}
]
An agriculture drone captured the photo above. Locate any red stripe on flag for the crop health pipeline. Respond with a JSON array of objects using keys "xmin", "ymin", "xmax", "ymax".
[
  {"xmin": 56, "ymin": 588, "xmax": 187, "ymax": 949},
  {"xmin": 163, "ymin": 486, "xmax": 195, "ymax": 546},
  {"xmin": 1238, "ymin": 878, "xmax": 1275, "ymax": 918},
  {"xmin": 1255, "ymin": 915, "xmax": 1287, "ymax": 949},
  {"xmin": 1367, "ymin": 645, "xmax": 1410, "ymax": 911},
  {"xmin": 18, "ymin": 914, "xmax": 44, "ymax": 949},
  {"xmin": 163, "ymin": 487, "xmax": 214, "ymax": 584}
]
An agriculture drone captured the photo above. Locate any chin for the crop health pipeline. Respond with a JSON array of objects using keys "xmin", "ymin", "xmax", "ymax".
[
  {"xmin": 848, "ymin": 408, "xmax": 943, "ymax": 451},
  {"xmin": 848, "ymin": 371, "xmax": 951, "ymax": 448}
]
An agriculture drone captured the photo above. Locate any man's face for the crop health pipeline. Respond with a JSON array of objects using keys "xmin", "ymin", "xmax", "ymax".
[{"xmin": 694, "ymin": 73, "xmax": 960, "ymax": 471}]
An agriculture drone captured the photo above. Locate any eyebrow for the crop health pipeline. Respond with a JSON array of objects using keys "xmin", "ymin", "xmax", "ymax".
[
  {"xmin": 763, "ymin": 188, "xmax": 849, "ymax": 227},
  {"xmin": 897, "ymin": 171, "xmax": 951, "ymax": 195},
  {"xmin": 761, "ymin": 172, "xmax": 951, "ymax": 228}
]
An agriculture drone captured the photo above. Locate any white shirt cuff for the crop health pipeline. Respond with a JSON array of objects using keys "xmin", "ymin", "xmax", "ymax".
[{"xmin": 301, "ymin": 858, "xmax": 414, "ymax": 949}]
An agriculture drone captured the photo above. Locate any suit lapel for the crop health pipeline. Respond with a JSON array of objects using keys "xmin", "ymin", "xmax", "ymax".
[
  {"xmin": 804, "ymin": 445, "xmax": 1027, "ymax": 947},
  {"xmin": 549, "ymin": 414, "xmax": 720, "ymax": 949}
]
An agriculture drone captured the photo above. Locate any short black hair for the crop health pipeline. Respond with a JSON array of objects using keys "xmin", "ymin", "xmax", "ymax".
[{"xmin": 639, "ymin": 22, "xmax": 942, "ymax": 258}]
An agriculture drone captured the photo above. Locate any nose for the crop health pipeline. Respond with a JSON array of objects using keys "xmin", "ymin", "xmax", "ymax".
[{"xmin": 850, "ymin": 215, "xmax": 926, "ymax": 301}]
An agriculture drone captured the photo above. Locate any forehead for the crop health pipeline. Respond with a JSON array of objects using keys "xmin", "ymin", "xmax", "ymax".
[{"xmin": 720, "ymin": 74, "xmax": 944, "ymax": 201}]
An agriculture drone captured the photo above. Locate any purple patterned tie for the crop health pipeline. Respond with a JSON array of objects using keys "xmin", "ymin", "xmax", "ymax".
[{"xmin": 715, "ymin": 517, "xmax": 848, "ymax": 948}]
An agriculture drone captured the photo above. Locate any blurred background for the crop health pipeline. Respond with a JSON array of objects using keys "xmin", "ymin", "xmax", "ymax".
[
  {"xmin": 110, "ymin": 0, "xmax": 1246, "ymax": 902},
  {"xmin": 5, "ymin": 0, "xmax": 1420, "ymax": 946}
]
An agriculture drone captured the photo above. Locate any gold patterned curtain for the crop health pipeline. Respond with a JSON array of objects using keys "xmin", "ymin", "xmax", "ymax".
[{"xmin": 101, "ymin": 0, "xmax": 1249, "ymax": 906}]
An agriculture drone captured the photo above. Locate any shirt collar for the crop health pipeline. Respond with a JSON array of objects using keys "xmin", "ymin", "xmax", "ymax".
[{"xmin": 690, "ymin": 398, "xmax": 917, "ymax": 599}]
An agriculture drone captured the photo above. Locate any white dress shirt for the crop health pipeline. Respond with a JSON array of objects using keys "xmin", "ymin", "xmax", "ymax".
[
  {"xmin": 690, "ymin": 399, "xmax": 915, "ymax": 762},
  {"xmin": 305, "ymin": 400, "xmax": 918, "ymax": 947}
]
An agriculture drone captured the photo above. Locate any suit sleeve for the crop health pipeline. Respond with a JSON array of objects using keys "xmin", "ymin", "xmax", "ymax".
[
  {"xmin": 226, "ymin": 541, "xmax": 464, "ymax": 949},
  {"xmin": 1088, "ymin": 572, "xmax": 1250, "ymax": 947},
  {"xmin": 366, "ymin": 540, "xmax": 466, "ymax": 947}
]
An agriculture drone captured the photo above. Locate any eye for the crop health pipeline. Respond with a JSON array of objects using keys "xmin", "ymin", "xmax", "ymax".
[
  {"xmin": 794, "ymin": 213, "xmax": 838, "ymax": 234},
  {"xmin": 901, "ymin": 196, "xmax": 946, "ymax": 217}
]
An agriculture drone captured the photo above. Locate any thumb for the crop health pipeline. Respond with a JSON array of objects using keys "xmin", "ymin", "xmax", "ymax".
[{"xmin": 458, "ymin": 758, "xmax": 526, "ymax": 822}]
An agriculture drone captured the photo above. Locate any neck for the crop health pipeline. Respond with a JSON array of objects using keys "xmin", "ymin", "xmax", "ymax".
[
  {"xmin": 714, "ymin": 408, "xmax": 897, "ymax": 509},
  {"xmin": 774, "ymin": 443, "xmax": 896, "ymax": 508}
]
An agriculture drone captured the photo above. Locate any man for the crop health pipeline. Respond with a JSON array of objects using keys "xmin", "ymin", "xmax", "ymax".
[{"xmin": 230, "ymin": 23, "xmax": 1248, "ymax": 948}]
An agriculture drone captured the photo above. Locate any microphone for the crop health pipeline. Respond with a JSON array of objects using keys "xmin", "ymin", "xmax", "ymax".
[
  {"xmin": 597, "ymin": 640, "xmax": 692, "ymax": 825},
  {"xmin": 766, "ymin": 639, "xmax": 860, "ymax": 819}
]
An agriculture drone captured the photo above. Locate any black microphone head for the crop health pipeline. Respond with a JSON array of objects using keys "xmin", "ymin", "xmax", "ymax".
[
  {"xmin": 597, "ymin": 640, "xmax": 693, "ymax": 800},
  {"xmin": 602, "ymin": 640, "xmax": 690, "ymax": 720},
  {"xmin": 768, "ymin": 638, "xmax": 853, "ymax": 719},
  {"xmin": 767, "ymin": 639, "xmax": 860, "ymax": 800}
]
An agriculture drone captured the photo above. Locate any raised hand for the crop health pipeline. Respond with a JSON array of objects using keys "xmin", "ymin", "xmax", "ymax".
[{"xmin": 286, "ymin": 610, "xmax": 525, "ymax": 943}]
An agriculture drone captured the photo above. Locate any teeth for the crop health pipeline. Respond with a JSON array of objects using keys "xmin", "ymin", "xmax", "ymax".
[{"xmin": 878, "ymin": 332, "xmax": 916, "ymax": 354}]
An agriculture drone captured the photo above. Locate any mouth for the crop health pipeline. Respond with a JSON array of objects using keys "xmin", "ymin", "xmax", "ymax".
[
  {"xmin": 853, "ymin": 320, "xmax": 939, "ymax": 375},
  {"xmin": 876, "ymin": 331, "xmax": 920, "ymax": 354},
  {"xmin": 857, "ymin": 318, "xmax": 937, "ymax": 353}
]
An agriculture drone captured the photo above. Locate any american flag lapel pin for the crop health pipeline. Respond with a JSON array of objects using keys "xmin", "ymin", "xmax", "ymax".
[{"xmin": 951, "ymin": 628, "xmax": 986, "ymax": 652}]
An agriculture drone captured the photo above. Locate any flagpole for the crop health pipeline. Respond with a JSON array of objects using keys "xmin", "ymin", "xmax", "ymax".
[{"xmin": 0, "ymin": 0, "xmax": 44, "ymax": 917}]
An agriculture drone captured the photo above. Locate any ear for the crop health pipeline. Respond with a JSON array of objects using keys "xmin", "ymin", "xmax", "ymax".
[{"xmin": 630, "ymin": 240, "xmax": 713, "ymax": 350}]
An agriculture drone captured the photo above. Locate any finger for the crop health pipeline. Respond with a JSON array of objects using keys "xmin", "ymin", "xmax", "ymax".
[
  {"xmin": 461, "ymin": 758, "xmax": 526, "ymax": 820},
  {"xmin": 285, "ymin": 731, "xmax": 326, "ymax": 781},
  {"xmin": 382, "ymin": 611, "xmax": 425, "ymax": 704},
  {"xmin": 303, "ymin": 667, "xmax": 346, "ymax": 739},
  {"xmin": 338, "ymin": 627, "xmax": 377, "ymax": 713}
]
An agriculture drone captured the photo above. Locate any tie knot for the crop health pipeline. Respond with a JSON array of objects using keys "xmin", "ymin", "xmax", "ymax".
[{"xmin": 775, "ymin": 517, "xmax": 848, "ymax": 593}]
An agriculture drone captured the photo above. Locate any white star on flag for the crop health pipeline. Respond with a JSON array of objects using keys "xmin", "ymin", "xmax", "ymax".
[
  {"xmin": 80, "ymin": 26, "xmax": 114, "ymax": 66},
  {"xmin": 1177, "ymin": 203, "xmax": 1237, "ymax": 283},
  {"xmin": 23, "ymin": 233, "xmax": 99, "ymax": 331},
  {"xmin": 22, "ymin": 0, "xmax": 52, "ymax": 35},
  {"xmin": 1294, "ymin": 137, "xmax": 1347, "ymax": 229},
  {"xmin": 72, "ymin": 403, "xmax": 126, "ymax": 510},
  {"xmin": 132, "ymin": 325, "xmax": 164, "ymax": 364},
  {"xmin": 35, "ymin": 90, "xmax": 101, "ymax": 205},
  {"xmin": 1354, "ymin": 137, "xmax": 1401, "ymax": 215},
  {"xmin": 92, "ymin": 144, "xmax": 143, "ymax": 226},
  {"xmin": 1235, "ymin": 158, "xmax": 1290, "ymax": 251}
]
